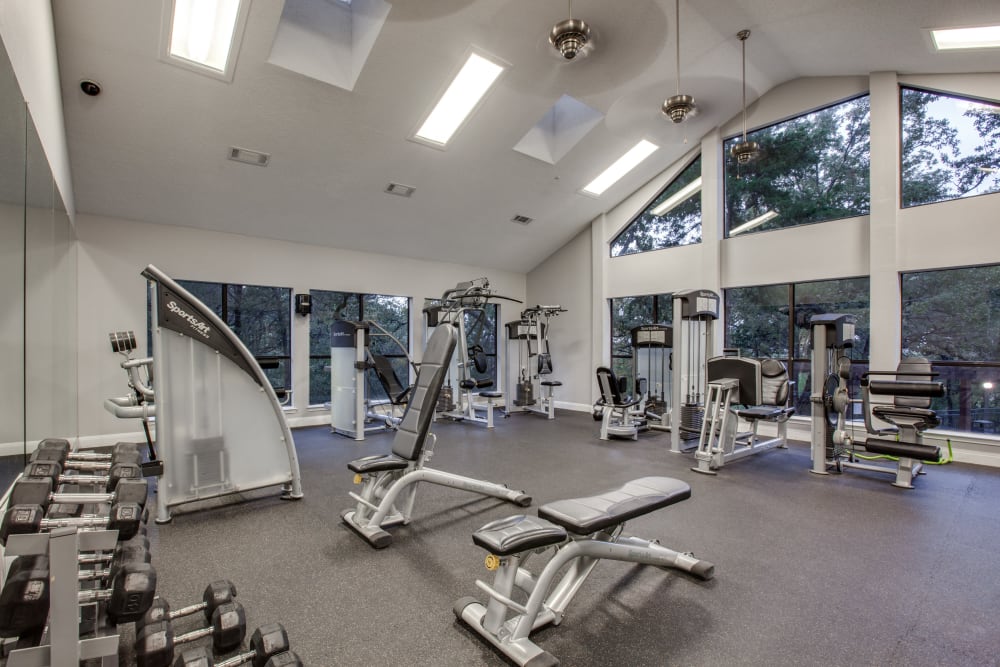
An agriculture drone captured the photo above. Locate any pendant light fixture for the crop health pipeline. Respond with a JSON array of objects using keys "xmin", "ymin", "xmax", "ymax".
[
  {"xmin": 662, "ymin": 0, "xmax": 696, "ymax": 123},
  {"xmin": 550, "ymin": 0, "xmax": 591, "ymax": 61},
  {"xmin": 730, "ymin": 29, "xmax": 759, "ymax": 164}
]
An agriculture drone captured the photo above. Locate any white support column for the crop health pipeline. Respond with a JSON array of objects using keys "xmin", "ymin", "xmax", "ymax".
[
  {"xmin": 868, "ymin": 72, "xmax": 902, "ymax": 371},
  {"xmin": 591, "ymin": 213, "xmax": 608, "ymax": 405},
  {"xmin": 700, "ymin": 128, "xmax": 725, "ymax": 354}
]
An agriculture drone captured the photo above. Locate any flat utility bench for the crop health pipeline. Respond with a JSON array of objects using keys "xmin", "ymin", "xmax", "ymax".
[{"xmin": 454, "ymin": 477, "xmax": 714, "ymax": 666}]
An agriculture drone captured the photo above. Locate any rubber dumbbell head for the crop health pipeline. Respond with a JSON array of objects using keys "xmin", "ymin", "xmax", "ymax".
[
  {"xmin": 136, "ymin": 601, "xmax": 247, "ymax": 667},
  {"xmin": 171, "ymin": 624, "xmax": 298, "ymax": 667},
  {"xmin": 24, "ymin": 460, "xmax": 142, "ymax": 492},
  {"xmin": 0, "ymin": 501, "xmax": 145, "ymax": 545},
  {"xmin": 139, "ymin": 580, "xmax": 238, "ymax": 632}
]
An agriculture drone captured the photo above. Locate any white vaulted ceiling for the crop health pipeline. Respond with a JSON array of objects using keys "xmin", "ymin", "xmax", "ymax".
[{"xmin": 51, "ymin": 0, "xmax": 999, "ymax": 273}]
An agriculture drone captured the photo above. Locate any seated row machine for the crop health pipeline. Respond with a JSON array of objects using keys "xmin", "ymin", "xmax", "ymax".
[
  {"xmin": 341, "ymin": 323, "xmax": 531, "ymax": 548},
  {"xmin": 454, "ymin": 476, "xmax": 715, "ymax": 666},
  {"xmin": 594, "ymin": 367, "xmax": 648, "ymax": 440},
  {"xmin": 691, "ymin": 356, "xmax": 794, "ymax": 474}
]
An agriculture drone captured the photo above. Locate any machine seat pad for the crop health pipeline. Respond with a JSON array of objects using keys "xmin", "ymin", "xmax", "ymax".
[
  {"xmin": 480, "ymin": 391, "xmax": 503, "ymax": 399},
  {"xmin": 871, "ymin": 406, "xmax": 940, "ymax": 429},
  {"xmin": 864, "ymin": 438, "xmax": 940, "ymax": 461},
  {"xmin": 737, "ymin": 406, "xmax": 794, "ymax": 421},
  {"xmin": 347, "ymin": 454, "xmax": 410, "ymax": 473},
  {"xmin": 538, "ymin": 477, "xmax": 690, "ymax": 536},
  {"xmin": 867, "ymin": 380, "xmax": 944, "ymax": 398},
  {"xmin": 540, "ymin": 380, "xmax": 562, "ymax": 387},
  {"xmin": 472, "ymin": 515, "xmax": 567, "ymax": 556}
]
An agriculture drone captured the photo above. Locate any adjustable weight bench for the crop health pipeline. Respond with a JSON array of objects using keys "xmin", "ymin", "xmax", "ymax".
[
  {"xmin": 341, "ymin": 324, "xmax": 531, "ymax": 549},
  {"xmin": 454, "ymin": 476, "xmax": 715, "ymax": 666}
]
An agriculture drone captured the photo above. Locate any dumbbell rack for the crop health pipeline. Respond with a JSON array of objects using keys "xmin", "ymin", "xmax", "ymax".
[{"xmin": 2, "ymin": 528, "xmax": 121, "ymax": 666}]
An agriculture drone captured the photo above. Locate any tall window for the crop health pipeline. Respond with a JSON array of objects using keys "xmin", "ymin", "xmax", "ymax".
[
  {"xmin": 610, "ymin": 155, "xmax": 702, "ymax": 256},
  {"xmin": 901, "ymin": 86, "xmax": 1000, "ymax": 208},
  {"xmin": 309, "ymin": 290, "xmax": 410, "ymax": 406},
  {"xmin": 901, "ymin": 264, "xmax": 1000, "ymax": 433},
  {"xmin": 724, "ymin": 277, "xmax": 870, "ymax": 415},
  {"xmin": 724, "ymin": 95, "xmax": 870, "ymax": 237},
  {"xmin": 609, "ymin": 294, "xmax": 672, "ymax": 390},
  {"xmin": 175, "ymin": 280, "xmax": 292, "ymax": 394}
]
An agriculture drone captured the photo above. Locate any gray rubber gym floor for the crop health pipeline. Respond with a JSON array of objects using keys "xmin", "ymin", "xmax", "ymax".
[{"xmin": 8, "ymin": 413, "xmax": 1000, "ymax": 666}]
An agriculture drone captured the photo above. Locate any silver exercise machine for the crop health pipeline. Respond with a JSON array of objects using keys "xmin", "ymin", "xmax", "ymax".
[
  {"xmin": 632, "ymin": 324, "xmax": 672, "ymax": 430},
  {"xmin": 330, "ymin": 319, "xmax": 415, "ymax": 440},
  {"xmin": 669, "ymin": 289, "xmax": 720, "ymax": 453},
  {"xmin": 504, "ymin": 305, "xmax": 566, "ymax": 420},
  {"xmin": 810, "ymin": 313, "xmax": 944, "ymax": 489},
  {"xmin": 141, "ymin": 265, "xmax": 303, "ymax": 523},
  {"xmin": 594, "ymin": 366, "xmax": 648, "ymax": 440},
  {"xmin": 341, "ymin": 323, "xmax": 531, "ymax": 548},
  {"xmin": 104, "ymin": 330, "xmax": 163, "ymax": 476},
  {"xmin": 454, "ymin": 476, "xmax": 715, "ymax": 666},
  {"xmin": 691, "ymin": 356, "xmax": 794, "ymax": 474}
]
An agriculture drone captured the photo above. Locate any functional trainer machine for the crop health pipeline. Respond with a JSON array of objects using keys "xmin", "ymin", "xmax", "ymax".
[
  {"xmin": 341, "ymin": 323, "xmax": 531, "ymax": 548},
  {"xmin": 691, "ymin": 356, "xmax": 794, "ymax": 474},
  {"xmin": 669, "ymin": 289, "xmax": 720, "ymax": 453},
  {"xmin": 631, "ymin": 324, "xmax": 673, "ymax": 429},
  {"xmin": 329, "ymin": 319, "xmax": 415, "ymax": 440},
  {"xmin": 425, "ymin": 278, "xmax": 520, "ymax": 429},
  {"xmin": 140, "ymin": 265, "xmax": 303, "ymax": 522},
  {"xmin": 809, "ymin": 313, "xmax": 944, "ymax": 488},
  {"xmin": 504, "ymin": 305, "xmax": 566, "ymax": 420},
  {"xmin": 454, "ymin": 477, "xmax": 715, "ymax": 667}
]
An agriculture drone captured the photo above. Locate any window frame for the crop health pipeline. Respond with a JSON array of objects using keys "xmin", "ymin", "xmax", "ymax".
[{"xmin": 608, "ymin": 293, "xmax": 672, "ymax": 391}]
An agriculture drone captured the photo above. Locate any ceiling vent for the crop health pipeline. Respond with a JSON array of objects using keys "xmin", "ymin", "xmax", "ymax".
[
  {"xmin": 511, "ymin": 214, "xmax": 534, "ymax": 225},
  {"xmin": 385, "ymin": 182, "xmax": 416, "ymax": 197},
  {"xmin": 228, "ymin": 147, "xmax": 270, "ymax": 167}
]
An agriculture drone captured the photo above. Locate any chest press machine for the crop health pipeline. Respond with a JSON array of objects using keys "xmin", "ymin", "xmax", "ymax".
[
  {"xmin": 691, "ymin": 356, "xmax": 795, "ymax": 474},
  {"xmin": 341, "ymin": 323, "xmax": 531, "ymax": 549},
  {"xmin": 504, "ymin": 305, "xmax": 566, "ymax": 420},
  {"xmin": 454, "ymin": 477, "xmax": 715, "ymax": 667},
  {"xmin": 809, "ymin": 313, "xmax": 944, "ymax": 489}
]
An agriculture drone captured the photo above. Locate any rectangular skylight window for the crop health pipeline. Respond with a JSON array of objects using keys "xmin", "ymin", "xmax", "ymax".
[
  {"xmin": 581, "ymin": 140, "xmax": 659, "ymax": 197},
  {"xmin": 413, "ymin": 51, "xmax": 507, "ymax": 148},
  {"xmin": 161, "ymin": 0, "xmax": 249, "ymax": 81},
  {"xmin": 929, "ymin": 25, "xmax": 1000, "ymax": 51},
  {"xmin": 651, "ymin": 177, "xmax": 702, "ymax": 216}
]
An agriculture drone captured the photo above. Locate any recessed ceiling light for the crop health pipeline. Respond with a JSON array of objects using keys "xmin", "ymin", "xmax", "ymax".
[
  {"xmin": 929, "ymin": 24, "xmax": 1000, "ymax": 51},
  {"xmin": 730, "ymin": 210, "xmax": 778, "ymax": 236},
  {"xmin": 413, "ymin": 51, "xmax": 507, "ymax": 148},
  {"xmin": 161, "ymin": 0, "xmax": 249, "ymax": 81},
  {"xmin": 651, "ymin": 177, "xmax": 702, "ymax": 216},
  {"xmin": 581, "ymin": 140, "xmax": 659, "ymax": 197}
]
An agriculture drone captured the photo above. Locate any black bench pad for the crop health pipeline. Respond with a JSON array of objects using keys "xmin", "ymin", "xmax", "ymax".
[
  {"xmin": 540, "ymin": 380, "xmax": 562, "ymax": 387},
  {"xmin": 472, "ymin": 515, "xmax": 567, "ymax": 556},
  {"xmin": 737, "ymin": 406, "xmax": 794, "ymax": 421},
  {"xmin": 480, "ymin": 391, "xmax": 502, "ymax": 398},
  {"xmin": 864, "ymin": 438, "xmax": 940, "ymax": 461},
  {"xmin": 872, "ymin": 406, "xmax": 940, "ymax": 428},
  {"xmin": 538, "ymin": 477, "xmax": 690, "ymax": 536},
  {"xmin": 348, "ymin": 454, "xmax": 409, "ymax": 474}
]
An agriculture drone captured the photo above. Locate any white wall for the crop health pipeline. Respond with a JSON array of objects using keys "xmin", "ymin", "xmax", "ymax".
[
  {"xmin": 527, "ymin": 72, "xmax": 1000, "ymax": 466},
  {"xmin": 525, "ymin": 227, "xmax": 592, "ymax": 410},
  {"xmin": 75, "ymin": 214, "xmax": 526, "ymax": 441}
]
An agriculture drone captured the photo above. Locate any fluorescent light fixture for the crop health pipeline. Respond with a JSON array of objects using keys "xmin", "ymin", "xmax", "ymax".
[
  {"xmin": 414, "ymin": 52, "xmax": 507, "ymax": 147},
  {"xmin": 729, "ymin": 210, "xmax": 778, "ymax": 236},
  {"xmin": 977, "ymin": 167, "xmax": 999, "ymax": 174},
  {"xmin": 651, "ymin": 177, "xmax": 702, "ymax": 216},
  {"xmin": 582, "ymin": 140, "xmax": 659, "ymax": 196},
  {"xmin": 930, "ymin": 25, "xmax": 1000, "ymax": 51}
]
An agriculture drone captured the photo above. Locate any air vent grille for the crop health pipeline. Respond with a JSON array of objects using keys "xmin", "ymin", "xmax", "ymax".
[
  {"xmin": 228, "ymin": 147, "xmax": 270, "ymax": 167},
  {"xmin": 511, "ymin": 214, "xmax": 534, "ymax": 225},
  {"xmin": 385, "ymin": 183, "xmax": 416, "ymax": 197}
]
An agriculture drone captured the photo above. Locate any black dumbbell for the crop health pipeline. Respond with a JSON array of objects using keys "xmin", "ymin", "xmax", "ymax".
[
  {"xmin": 31, "ymin": 439, "xmax": 142, "ymax": 470},
  {"xmin": 138, "ymin": 580, "xmax": 238, "ymax": 633},
  {"xmin": 136, "ymin": 602, "xmax": 247, "ymax": 667},
  {"xmin": 0, "ymin": 559, "xmax": 157, "ymax": 637},
  {"xmin": 8, "ymin": 475, "xmax": 148, "ymax": 514},
  {"xmin": 23, "ymin": 459, "xmax": 142, "ymax": 493},
  {"xmin": 0, "ymin": 501, "xmax": 145, "ymax": 545},
  {"xmin": 6, "ymin": 544, "xmax": 150, "ymax": 586},
  {"xmin": 172, "ymin": 624, "xmax": 301, "ymax": 666}
]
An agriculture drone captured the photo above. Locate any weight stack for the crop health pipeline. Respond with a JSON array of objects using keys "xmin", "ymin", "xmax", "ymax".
[
  {"xmin": 437, "ymin": 385, "xmax": 456, "ymax": 412},
  {"xmin": 679, "ymin": 404, "xmax": 704, "ymax": 436},
  {"xmin": 514, "ymin": 381, "xmax": 535, "ymax": 407}
]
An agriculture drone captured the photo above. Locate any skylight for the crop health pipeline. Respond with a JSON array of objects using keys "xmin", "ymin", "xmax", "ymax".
[
  {"xmin": 413, "ymin": 52, "xmax": 507, "ymax": 148},
  {"xmin": 929, "ymin": 25, "xmax": 1000, "ymax": 51},
  {"xmin": 161, "ymin": 0, "xmax": 249, "ymax": 81},
  {"xmin": 581, "ymin": 140, "xmax": 659, "ymax": 197}
]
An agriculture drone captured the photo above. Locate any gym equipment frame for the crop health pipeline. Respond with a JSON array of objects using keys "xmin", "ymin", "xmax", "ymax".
[
  {"xmin": 142, "ymin": 265, "xmax": 303, "ymax": 523},
  {"xmin": 454, "ymin": 477, "xmax": 715, "ymax": 667},
  {"xmin": 631, "ymin": 324, "xmax": 672, "ymax": 430},
  {"xmin": 594, "ymin": 366, "xmax": 647, "ymax": 440},
  {"xmin": 341, "ymin": 323, "xmax": 530, "ymax": 548},
  {"xmin": 504, "ymin": 305, "xmax": 566, "ymax": 420},
  {"xmin": 669, "ymin": 290, "xmax": 719, "ymax": 453},
  {"xmin": 809, "ymin": 313, "xmax": 943, "ymax": 489},
  {"xmin": 691, "ymin": 356, "xmax": 794, "ymax": 474}
]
